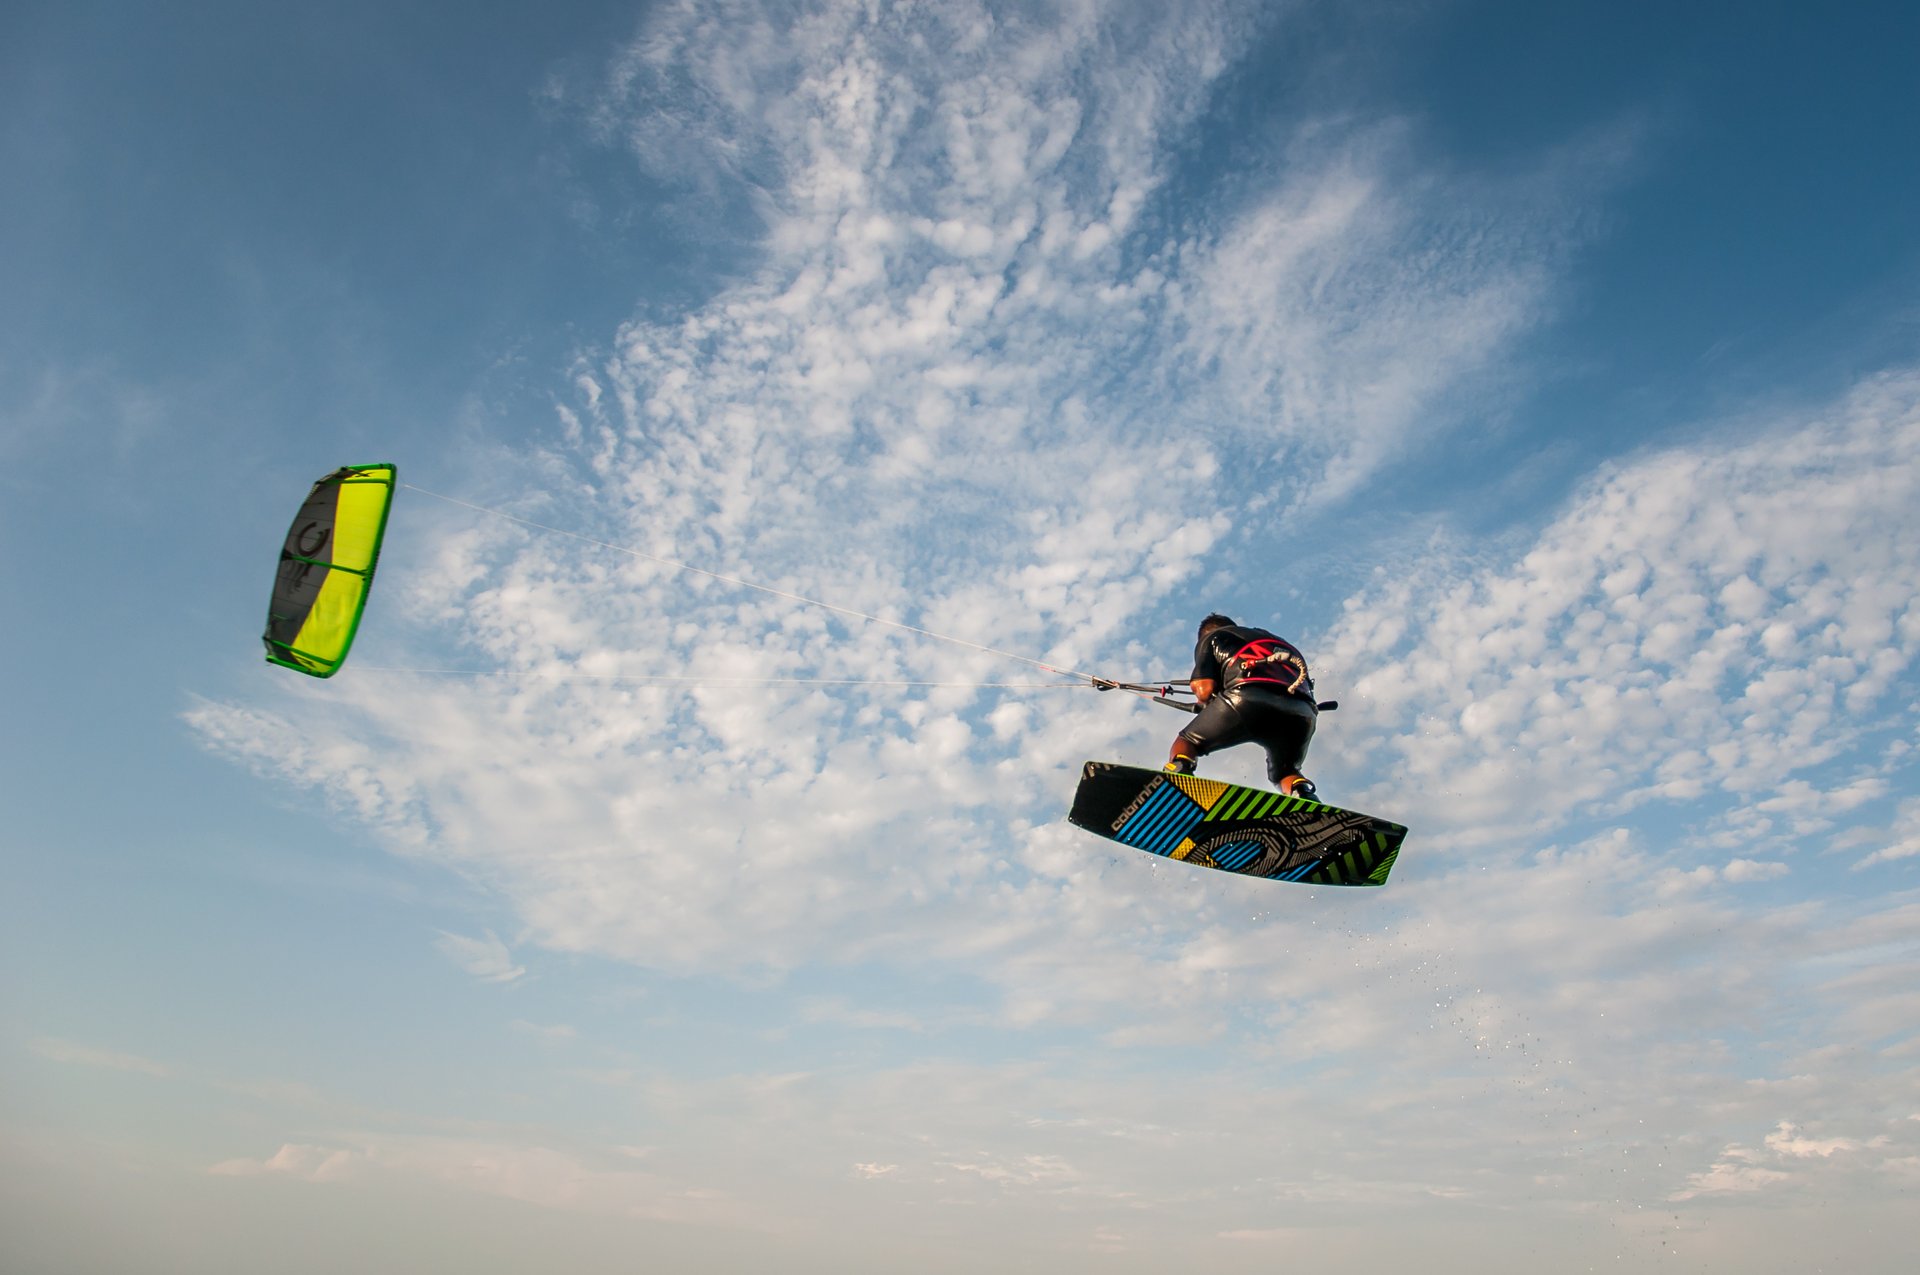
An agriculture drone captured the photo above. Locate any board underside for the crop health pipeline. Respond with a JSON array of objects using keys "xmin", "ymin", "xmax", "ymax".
[{"xmin": 1069, "ymin": 762, "xmax": 1407, "ymax": 887}]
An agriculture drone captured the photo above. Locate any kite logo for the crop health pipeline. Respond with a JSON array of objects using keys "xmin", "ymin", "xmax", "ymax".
[
  {"xmin": 1110, "ymin": 777, "xmax": 1164, "ymax": 832},
  {"xmin": 295, "ymin": 522, "xmax": 331, "ymax": 557},
  {"xmin": 279, "ymin": 555, "xmax": 318, "ymax": 593}
]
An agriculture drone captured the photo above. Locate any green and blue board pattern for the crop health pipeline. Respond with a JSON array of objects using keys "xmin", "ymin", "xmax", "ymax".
[{"xmin": 1068, "ymin": 762, "xmax": 1407, "ymax": 887}]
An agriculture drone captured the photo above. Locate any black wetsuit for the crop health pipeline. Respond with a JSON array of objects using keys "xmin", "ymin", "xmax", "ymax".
[{"xmin": 1178, "ymin": 624, "xmax": 1318, "ymax": 785}]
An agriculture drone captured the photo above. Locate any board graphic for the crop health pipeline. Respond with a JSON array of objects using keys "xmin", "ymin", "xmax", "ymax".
[{"xmin": 1068, "ymin": 761, "xmax": 1407, "ymax": 886}]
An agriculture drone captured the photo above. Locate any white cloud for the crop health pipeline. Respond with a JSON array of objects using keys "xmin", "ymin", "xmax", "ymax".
[
  {"xmin": 209, "ymin": 1142, "xmax": 356, "ymax": 1181},
  {"xmin": 1854, "ymin": 798, "xmax": 1920, "ymax": 869},
  {"xmin": 206, "ymin": 1134, "xmax": 752, "ymax": 1228},
  {"xmin": 435, "ymin": 930, "xmax": 526, "ymax": 984},
  {"xmin": 943, "ymin": 1153, "xmax": 1080, "ymax": 1188},
  {"xmin": 796, "ymin": 997, "xmax": 940, "ymax": 1032},
  {"xmin": 1721, "ymin": 858, "xmax": 1789, "ymax": 883},
  {"xmin": 1672, "ymin": 1156, "xmax": 1790, "ymax": 1200},
  {"xmin": 1220, "ymin": 1227, "xmax": 1309, "ymax": 1242},
  {"xmin": 1672, "ymin": 1116, "xmax": 1915, "ymax": 1200},
  {"xmin": 1172, "ymin": 121, "xmax": 1614, "ymax": 508},
  {"xmin": 1764, "ymin": 1121, "xmax": 1862, "ymax": 1159},
  {"xmin": 29, "ymin": 1038, "xmax": 168, "ymax": 1077},
  {"xmin": 181, "ymin": 698, "xmax": 430, "ymax": 851},
  {"xmin": 509, "ymin": 1019, "xmax": 577, "ymax": 1042},
  {"xmin": 1318, "ymin": 372, "xmax": 1920, "ymax": 843},
  {"xmin": 1859, "ymin": 837, "xmax": 1920, "ymax": 869}
]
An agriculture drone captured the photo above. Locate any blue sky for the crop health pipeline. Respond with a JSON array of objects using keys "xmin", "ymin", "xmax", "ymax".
[{"xmin": 4, "ymin": 1, "xmax": 1919, "ymax": 1270}]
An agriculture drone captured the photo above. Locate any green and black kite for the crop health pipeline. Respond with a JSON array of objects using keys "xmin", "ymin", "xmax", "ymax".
[{"xmin": 263, "ymin": 463, "xmax": 396, "ymax": 677}]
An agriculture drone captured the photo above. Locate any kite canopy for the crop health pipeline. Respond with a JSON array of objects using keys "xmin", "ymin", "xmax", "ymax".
[{"xmin": 263, "ymin": 463, "xmax": 396, "ymax": 677}]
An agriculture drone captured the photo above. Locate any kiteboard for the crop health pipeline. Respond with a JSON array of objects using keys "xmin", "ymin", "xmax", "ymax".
[{"xmin": 1068, "ymin": 762, "xmax": 1407, "ymax": 887}]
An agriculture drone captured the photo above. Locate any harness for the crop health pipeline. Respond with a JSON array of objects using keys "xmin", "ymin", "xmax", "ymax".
[{"xmin": 1228, "ymin": 638, "xmax": 1312, "ymax": 696}]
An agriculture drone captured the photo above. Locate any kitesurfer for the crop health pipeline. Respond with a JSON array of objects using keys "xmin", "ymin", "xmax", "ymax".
[{"xmin": 1166, "ymin": 613, "xmax": 1320, "ymax": 800}]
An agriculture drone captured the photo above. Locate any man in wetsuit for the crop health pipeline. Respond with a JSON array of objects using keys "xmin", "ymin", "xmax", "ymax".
[{"xmin": 1166, "ymin": 613, "xmax": 1321, "ymax": 800}]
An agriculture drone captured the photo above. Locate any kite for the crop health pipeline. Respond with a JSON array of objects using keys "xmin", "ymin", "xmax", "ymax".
[{"xmin": 263, "ymin": 463, "xmax": 396, "ymax": 677}]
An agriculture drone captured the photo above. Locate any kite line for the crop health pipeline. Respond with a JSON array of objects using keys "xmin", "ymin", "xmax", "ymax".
[
  {"xmin": 349, "ymin": 669, "xmax": 1094, "ymax": 689},
  {"xmin": 396, "ymin": 483, "xmax": 1194, "ymax": 707}
]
